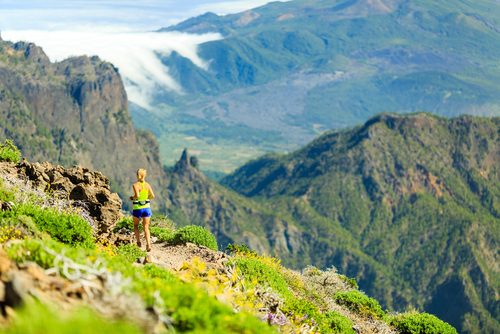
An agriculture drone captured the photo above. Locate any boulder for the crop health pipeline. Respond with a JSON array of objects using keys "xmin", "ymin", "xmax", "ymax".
[{"xmin": 16, "ymin": 161, "xmax": 123, "ymax": 238}]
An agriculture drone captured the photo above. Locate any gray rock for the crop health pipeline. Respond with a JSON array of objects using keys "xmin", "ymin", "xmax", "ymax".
[{"xmin": 3, "ymin": 273, "xmax": 31, "ymax": 308}]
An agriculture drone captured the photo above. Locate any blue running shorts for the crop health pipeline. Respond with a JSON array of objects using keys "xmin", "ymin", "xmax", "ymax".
[{"xmin": 132, "ymin": 207, "xmax": 152, "ymax": 218}]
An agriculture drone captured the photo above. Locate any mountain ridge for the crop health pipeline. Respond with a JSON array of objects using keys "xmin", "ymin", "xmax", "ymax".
[{"xmin": 163, "ymin": 112, "xmax": 499, "ymax": 333}]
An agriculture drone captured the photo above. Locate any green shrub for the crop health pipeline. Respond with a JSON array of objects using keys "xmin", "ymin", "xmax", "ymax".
[
  {"xmin": 226, "ymin": 243, "xmax": 257, "ymax": 256},
  {"xmin": 324, "ymin": 311, "xmax": 355, "ymax": 334},
  {"xmin": 150, "ymin": 226, "xmax": 175, "ymax": 243},
  {"xmin": 116, "ymin": 244, "xmax": 146, "ymax": 263},
  {"xmin": 161, "ymin": 283, "xmax": 275, "ymax": 333},
  {"xmin": 283, "ymin": 297, "xmax": 323, "ymax": 326},
  {"xmin": 16, "ymin": 214, "xmax": 41, "ymax": 237},
  {"xmin": 1, "ymin": 301, "xmax": 142, "ymax": 334},
  {"xmin": 234, "ymin": 256, "xmax": 290, "ymax": 298},
  {"xmin": 0, "ymin": 203, "xmax": 94, "ymax": 248},
  {"xmin": 113, "ymin": 216, "xmax": 135, "ymax": 232},
  {"xmin": 149, "ymin": 215, "xmax": 176, "ymax": 242},
  {"xmin": 113, "ymin": 217, "xmax": 175, "ymax": 243},
  {"xmin": 6, "ymin": 239, "xmax": 93, "ymax": 270},
  {"xmin": 172, "ymin": 225, "xmax": 218, "ymax": 250},
  {"xmin": 0, "ymin": 211, "xmax": 43, "ymax": 240},
  {"xmin": 126, "ymin": 255, "xmax": 275, "ymax": 333},
  {"xmin": 333, "ymin": 290, "xmax": 385, "ymax": 320},
  {"xmin": 150, "ymin": 215, "xmax": 176, "ymax": 229},
  {"xmin": 0, "ymin": 139, "xmax": 21, "ymax": 163},
  {"xmin": 389, "ymin": 312, "xmax": 458, "ymax": 334},
  {"xmin": 7, "ymin": 239, "xmax": 57, "ymax": 268},
  {"xmin": 234, "ymin": 255, "xmax": 330, "ymax": 329},
  {"xmin": 284, "ymin": 297, "xmax": 319, "ymax": 317},
  {"xmin": 0, "ymin": 179, "xmax": 15, "ymax": 202},
  {"xmin": 143, "ymin": 263, "xmax": 178, "ymax": 283}
]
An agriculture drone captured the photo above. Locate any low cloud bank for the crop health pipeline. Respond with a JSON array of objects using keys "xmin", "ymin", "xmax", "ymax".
[{"xmin": 2, "ymin": 29, "xmax": 222, "ymax": 109}]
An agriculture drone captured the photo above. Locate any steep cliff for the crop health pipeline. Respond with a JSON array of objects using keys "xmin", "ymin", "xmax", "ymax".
[{"xmin": 0, "ymin": 38, "xmax": 166, "ymax": 208}]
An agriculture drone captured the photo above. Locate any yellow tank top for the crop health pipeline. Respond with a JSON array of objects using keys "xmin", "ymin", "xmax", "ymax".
[{"xmin": 133, "ymin": 181, "xmax": 150, "ymax": 210}]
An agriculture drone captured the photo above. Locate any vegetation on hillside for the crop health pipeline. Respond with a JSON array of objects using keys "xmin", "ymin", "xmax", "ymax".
[
  {"xmin": 221, "ymin": 113, "xmax": 500, "ymax": 334},
  {"xmin": 0, "ymin": 143, "xmax": 457, "ymax": 333},
  {"xmin": 0, "ymin": 140, "xmax": 21, "ymax": 163},
  {"xmin": 158, "ymin": 113, "xmax": 499, "ymax": 334}
]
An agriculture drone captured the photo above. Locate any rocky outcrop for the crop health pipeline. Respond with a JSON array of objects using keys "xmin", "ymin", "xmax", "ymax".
[
  {"xmin": 0, "ymin": 39, "xmax": 167, "ymax": 211},
  {"xmin": 2, "ymin": 160, "xmax": 123, "ymax": 241},
  {"xmin": 13, "ymin": 42, "xmax": 50, "ymax": 67}
]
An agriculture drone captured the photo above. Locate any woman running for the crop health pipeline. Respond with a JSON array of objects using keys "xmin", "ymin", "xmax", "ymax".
[{"xmin": 130, "ymin": 168, "xmax": 155, "ymax": 252}]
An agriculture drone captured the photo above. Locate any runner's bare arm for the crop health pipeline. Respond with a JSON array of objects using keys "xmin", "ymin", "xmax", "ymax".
[{"xmin": 130, "ymin": 183, "xmax": 140, "ymax": 200}]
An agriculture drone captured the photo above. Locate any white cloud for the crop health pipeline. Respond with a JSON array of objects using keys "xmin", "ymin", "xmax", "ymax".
[
  {"xmin": 0, "ymin": 1, "xmax": 290, "ymax": 109},
  {"xmin": 2, "ymin": 29, "xmax": 221, "ymax": 109}
]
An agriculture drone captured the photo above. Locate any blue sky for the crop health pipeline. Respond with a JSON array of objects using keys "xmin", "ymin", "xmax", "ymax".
[{"xmin": 0, "ymin": 0, "xmax": 280, "ymax": 31}]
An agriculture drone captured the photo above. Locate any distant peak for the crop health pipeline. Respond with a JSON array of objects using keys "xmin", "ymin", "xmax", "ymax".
[
  {"xmin": 174, "ymin": 148, "xmax": 200, "ymax": 172},
  {"xmin": 199, "ymin": 12, "xmax": 220, "ymax": 19},
  {"xmin": 12, "ymin": 41, "xmax": 50, "ymax": 66},
  {"xmin": 180, "ymin": 148, "xmax": 190, "ymax": 164},
  {"xmin": 157, "ymin": 11, "xmax": 223, "ymax": 34},
  {"xmin": 362, "ymin": 112, "xmax": 441, "ymax": 129}
]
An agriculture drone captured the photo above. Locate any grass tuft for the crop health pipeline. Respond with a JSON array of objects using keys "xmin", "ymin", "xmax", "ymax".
[
  {"xmin": 0, "ymin": 203, "xmax": 94, "ymax": 248},
  {"xmin": 389, "ymin": 312, "xmax": 458, "ymax": 334},
  {"xmin": 324, "ymin": 311, "xmax": 356, "ymax": 334},
  {"xmin": 172, "ymin": 225, "xmax": 218, "ymax": 250},
  {"xmin": 333, "ymin": 290, "xmax": 385, "ymax": 320},
  {"xmin": 0, "ymin": 139, "xmax": 21, "ymax": 163},
  {"xmin": 1, "ymin": 301, "xmax": 142, "ymax": 334}
]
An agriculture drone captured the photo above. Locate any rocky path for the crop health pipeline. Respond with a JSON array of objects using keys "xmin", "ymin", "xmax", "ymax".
[{"xmin": 137, "ymin": 239, "xmax": 229, "ymax": 271}]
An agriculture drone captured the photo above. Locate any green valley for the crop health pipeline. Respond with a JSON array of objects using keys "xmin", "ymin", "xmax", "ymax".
[{"xmin": 134, "ymin": 0, "xmax": 500, "ymax": 174}]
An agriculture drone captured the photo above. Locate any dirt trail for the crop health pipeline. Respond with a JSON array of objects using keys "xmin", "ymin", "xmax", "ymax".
[{"xmin": 138, "ymin": 239, "xmax": 229, "ymax": 271}]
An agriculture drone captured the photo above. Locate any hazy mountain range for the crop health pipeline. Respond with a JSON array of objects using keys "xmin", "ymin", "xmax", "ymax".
[{"xmin": 130, "ymin": 0, "xmax": 500, "ymax": 174}]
